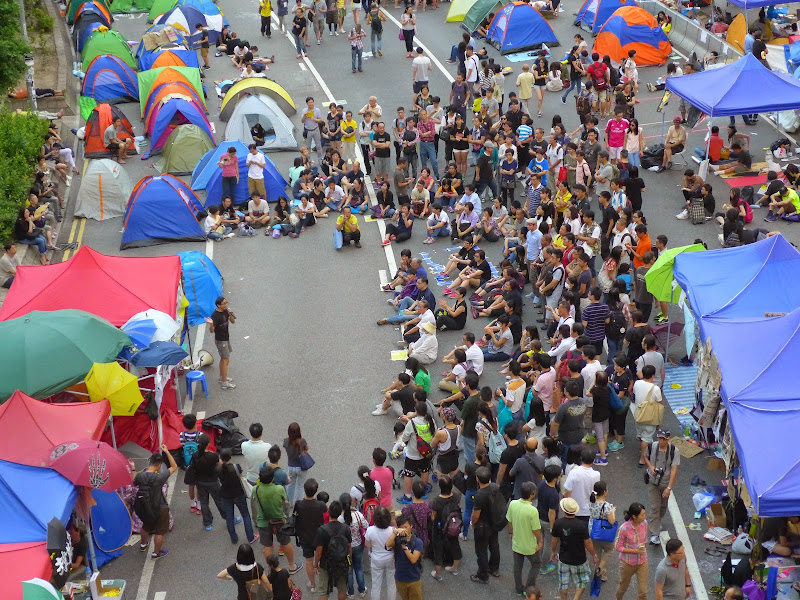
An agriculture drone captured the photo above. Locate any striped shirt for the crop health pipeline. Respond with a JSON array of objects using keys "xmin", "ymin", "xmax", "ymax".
[{"xmin": 517, "ymin": 124, "xmax": 532, "ymax": 142}]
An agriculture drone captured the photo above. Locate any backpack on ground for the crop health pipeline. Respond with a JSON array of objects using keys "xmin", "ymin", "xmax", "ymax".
[
  {"xmin": 488, "ymin": 483, "xmax": 508, "ymax": 531},
  {"xmin": 690, "ymin": 197, "xmax": 706, "ymax": 224},
  {"xmin": 442, "ymin": 499, "xmax": 463, "ymax": 538},
  {"xmin": 182, "ymin": 439, "xmax": 198, "ymax": 469},
  {"xmin": 362, "ymin": 496, "xmax": 379, "ymax": 525},
  {"xmin": 133, "ymin": 474, "xmax": 159, "ymax": 524},
  {"xmin": 483, "ymin": 420, "xmax": 507, "ymax": 463},
  {"xmin": 412, "ymin": 421, "xmax": 433, "ymax": 459},
  {"xmin": 322, "ymin": 522, "xmax": 351, "ymax": 576}
]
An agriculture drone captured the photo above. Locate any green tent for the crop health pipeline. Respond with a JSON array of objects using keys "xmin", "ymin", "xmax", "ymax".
[
  {"xmin": 67, "ymin": 0, "xmax": 111, "ymax": 24},
  {"xmin": 463, "ymin": 0, "xmax": 503, "ymax": 33},
  {"xmin": 447, "ymin": 0, "xmax": 478, "ymax": 22},
  {"xmin": 78, "ymin": 96, "xmax": 99, "ymax": 121},
  {"xmin": 155, "ymin": 124, "xmax": 214, "ymax": 175},
  {"xmin": 82, "ymin": 29, "xmax": 137, "ymax": 70},
  {"xmin": 110, "ymin": 0, "xmax": 155, "ymax": 13},
  {"xmin": 137, "ymin": 66, "xmax": 205, "ymax": 117},
  {"xmin": 148, "ymin": 0, "xmax": 177, "ymax": 22}
]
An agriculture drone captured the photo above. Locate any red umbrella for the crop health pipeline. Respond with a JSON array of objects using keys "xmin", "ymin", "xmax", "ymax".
[{"xmin": 45, "ymin": 439, "xmax": 132, "ymax": 492}]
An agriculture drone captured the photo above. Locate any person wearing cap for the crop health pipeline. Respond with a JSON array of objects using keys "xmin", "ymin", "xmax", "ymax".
[
  {"xmin": 551, "ymin": 496, "xmax": 597, "ymax": 600},
  {"xmin": 643, "ymin": 428, "xmax": 679, "ymax": 546},
  {"xmin": 658, "ymin": 117, "xmax": 686, "ymax": 172},
  {"xmin": 474, "ymin": 140, "xmax": 498, "ymax": 203},
  {"xmin": 408, "ymin": 321, "xmax": 438, "ymax": 365},
  {"xmin": 655, "ymin": 539, "xmax": 691, "ymax": 600}
]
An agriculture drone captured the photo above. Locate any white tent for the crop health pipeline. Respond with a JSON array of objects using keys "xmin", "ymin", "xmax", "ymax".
[
  {"xmin": 74, "ymin": 159, "xmax": 135, "ymax": 221},
  {"xmin": 224, "ymin": 94, "xmax": 297, "ymax": 151}
]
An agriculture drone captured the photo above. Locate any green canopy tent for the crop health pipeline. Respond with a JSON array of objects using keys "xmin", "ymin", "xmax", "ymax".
[
  {"xmin": 110, "ymin": 0, "xmax": 155, "ymax": 13},
  {"xmin": 448, "ymin": 0, "xmax": 479, "ymax": 22},
  {"xmin": 148, "ymin": 0, "xmax": 177, "ymax": 22},
  {"xmin": 645, "ymin": 243, "xmax": 706, "ymax": 303},
  {"xmin": 463, "ymin": 0, "xmax": 504, "ymax": 33},
  {"xmin": 138, "ymin": 65, "xmax": 205, "ymax": 117},
  {"xmin": 155, "ymin": 124, "xmax": 214, "ymax": 175},
  {"xmin": 82, "ymin": 29, "xmax": 137, "ymax": 70},
  {"xmin": 0, "ymin": 310, "xmax": 131, "ymax": 401}
]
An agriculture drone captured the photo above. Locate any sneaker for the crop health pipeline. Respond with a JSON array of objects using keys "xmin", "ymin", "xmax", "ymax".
[
  {"xmin": 329, "ymin": 30, "xmax": 334, "ymax": 35},
  {"xmin": 676, "ymin": 209, "xmax": 689, "ymax": 220},
  {"xmin": 431, "ymin": 571, "xmax": 443, "ymax": 581},
  {"xmin": 561, "ymin": 96, "xmax": 567, "ymax": 104},
  {"xmin": 317, "ymin": 39, "xmax": 321, "ymax": 44},
  {"xmin": 221, "ymin": 381, "xmax": 237, "ymax": 389},
  {"xmin": 381, "ymin": 239, "xmax": 392, "ymax": 246},
  {"xmin": 538, "ymin": 111, "xmax": 543, "ymax": 117},
  {"xmin": 470, "ymin": 575, "xmax": 489, "ymax": 584},
  {"xmin": 396, "ymin": 340, "xmax": 408, "ymax": 348},
  {"xmin": 650, "ymin": 535, "xmax": 661, "ymax": 545},
  {"xmin": 289, "ymin": 232, "xmax": 299, "ymax": 238},
  {"xmin": 191, "ymin": 506, "xmax": 202, "ymax": 514},
  {"xmin": 139, "ymin": 542, "xmax": 148, "ymax": 552},
  {"xmin": 397, "ymin": 494, "xmax": 413, "ymax": 504},
  {"xmin": 423, "ymin": 236, "xmax": 434, "ymax": 244},
  {"xmin": 459, "ymin": 533, "xmax": 468, "ymax": 541},
  {"xmin": 360, "ymin": 591, "xmax": 368, "ymax": 598},
  {"xmin": 205, "ymin": 525, "xmax": 212, "ymax": 531},
  {"xmin": 539, "ymin": 564, "xmax": 556, "ymax": 575},
  {"xmin": 490, "ymin": 570, "xmax": 500, "ymax": 578},
  {"xmin": 289, "ymin": 564, "xmax": 304, "ymax": 575},
  {"xmin": 218, "ymin": 377, "xmax": 233, "ymax": 383},
  {"xmin": 377, "ymin": 50, "xmax": 382, "ymax": 56},
  {"xmin": 152, "ymin": 550, "xmax": 169, "ymax": 560},
  {"xmin": 309, "ymin": 587, "xmax": 317, "ymax": 594},
  {"xmin": 234, "ymin": 516, "xmax": 242, "ymax": 524},
  {"xmin": 382, "ymin": 284, "xmax": 394, "ymax": 292},
  {"xmin": 371, "ymin": 408, "xmax": 388, "ymax": 416},
  {"xmin": 656, "ymin": 314, "xmax": 668, "ymax": 324},
  {"xmin": 445, "ymin": 566, "xmax": 459, "ymax": 575},
  {"xmin": 765, "ymin": 211, "xmax": 778, "ymax": 222},
  {"xmin": 525, "ymin": 292, "xmax": 535, "ymax": 298},
  {"xmin": 608, "ymin": 440, "xmax": 624, "ymax": 452},
  {"xmin": 224, "ymin": 232, "xmax": 236, "ymax": 238},
  {"xmin": 594, "ymin": 457, "xmax": 609, "ymax": 466}
]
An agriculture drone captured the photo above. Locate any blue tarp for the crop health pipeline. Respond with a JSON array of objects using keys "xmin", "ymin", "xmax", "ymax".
[
  {"xmin": 574, "ymin": 0, "xmax": 638, "ymax": 33},
  {"xmin": 0, "ymin": 460, "xmax": 77, "ymax": 544},
  {"xmin": 178, "ymin": 251, "xmax": 223, "ymax": 325},
  {"xmin": 666, "ymin": 54, "xmax": 800, "ymax": 116},
  {"xmin": 487, "ymin": 2, "xmax": 559, "ymax": 55},
  {"xmin": 726, "ymin": 0, "xmax": 784, "ymax": 8},
  {"xmin": 191, "ymin": 141, "xmax": 289, "ymax": 205},
  {"xmin": 121, "ymin": 175, "xmax": 206, "ymax": 249}
]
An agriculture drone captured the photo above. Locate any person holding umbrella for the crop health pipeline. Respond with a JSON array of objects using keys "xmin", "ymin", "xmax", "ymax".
[{"xmin": 134, "ymin": 446, "xmax": 178, "ymax": 560}]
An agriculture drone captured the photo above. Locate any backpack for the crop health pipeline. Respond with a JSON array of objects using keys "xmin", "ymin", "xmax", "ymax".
[
  {"xmin": 133, "ymin": 473, "xmax": 160, "ymax": 524},
  {"xmin": 575, "ymin": 93, "xmax": 591, "ymax": 116},
  {"xmin": 483, "ymin": 420, "xmax": 507, "ymax": 463},
  {"xmin": 322, "ymin": 522, "xmax": 351, "ymax": 575},
  {"xmin": 690, "ymin": 197, "xmax": 706, "ymax": 224},
  {"xmin": 182, "ymin": 438, "xmax": 198, "ymax": 468},
  {"xmin": 412, "ymin": 421, "xmax": 433, "ymax": 459},
  {"xmin": 441, "ymin": 499, "xmax": 463, "ymax": 538},
  {"xmin": 589, "ymin": 62, "xmax": 607, "ymax": 91},
  {"xmin": 611, "ymin": 163, "xmax": 620, "ymax": 179},
  {"xmin": 606, "ymin": 306, "xmax": 628, "ymax": 340},
  {"xmin": 362, "ymin": 496, "xmax": 380, "ymax": 525},
  {"xmin": 488, "ymin": 483, "xmax": 508, "ymax": 531}
]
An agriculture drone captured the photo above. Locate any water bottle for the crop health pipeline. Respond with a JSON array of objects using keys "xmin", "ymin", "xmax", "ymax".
[
  {"xmin": 85, "ymin": 566, "xmax": 92, "ymax": 581},
  {"xmin": 684, "ymin": 423, "xmax": 690, "ymax": 438}
]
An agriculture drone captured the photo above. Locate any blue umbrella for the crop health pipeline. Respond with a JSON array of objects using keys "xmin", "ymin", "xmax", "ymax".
[
  {"xmin": 129, "ymin": 341, "xmax": 188, "ymax": 367},
  {"xmin": 121, "ymin": 318, "xmax": 158, "ymax": 349}
]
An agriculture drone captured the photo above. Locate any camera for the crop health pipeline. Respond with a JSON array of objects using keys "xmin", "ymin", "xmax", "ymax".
[{"xmin": 652, "ymin": 468, "xmax": 665, "ymax": 486}]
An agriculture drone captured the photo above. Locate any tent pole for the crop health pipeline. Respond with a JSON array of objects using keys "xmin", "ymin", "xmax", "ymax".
[
  {"xmin": 706, "ymin": 111, "xmax": 713, "ymax": 159},
  {"xmin": 87, "ymin": 516, "xmax": 99, "ymax": 572},
  {"xmin": 109, "ymin": 416, "xmax": 117, "ymax": 450}
]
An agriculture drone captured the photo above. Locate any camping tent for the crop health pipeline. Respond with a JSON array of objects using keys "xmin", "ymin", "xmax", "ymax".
[
  {"xmin": 575, "ymin": 0, "xmax": 638, "ymax": 34},
  {"xmin": 0, "ymin": 246, "xmax": 182, "ymax": 326},
  {"xmin": 0, "ymin": 460, "xmax": 77, "ymax": 543},
  {"xmin": 138, "ymin": 47, "xmax": 198, "ymax": 70},
  {"xmin": 665, "ymin": 54, "xmax": 800, "ymax": 116},
  {"xmin": 155, "ymin": 124, "xmax": 214, "ymax": 174},
  {"xmin": 224, "ymin": 94, "xmax": 297, "ymax": 150},
  {"xmin": 462, "ymin": 0, "xmax": 501, "ymax": 33},
  {"xmin": 447, "ymin": 0, "xmax": 477, "ymax": 22},
  {"xmin": 192, "ymin": 141, "xmax": 289, "ymax": 205},
  {"xmin": 81, "ymin": 27, "xmax": 136, "ymax": 70},
  {"xmin": 145, "ymin": 97, "xmax": 214, "ymax": 155},
  {"xmin": 74, "ymin": 159, "xmax": 135, "ymax": 220},
  {"xmin": 74, "ymin": 14, "xmax": 107, "ymax": 52},
  {"xmin": 594, "ymin": 6, "xmax": 671, "ymax": 65},
  {"xmin": 727, "ymin": 13, "xmax": 747, "ymax": 54},
  {"xmin": 67, "ymin": 0, "xmax": 111, "ymax": 23},
  {"xmin": 83, "ymin": 104, "xmax": 136, "ymax": 159},
  {"xmin": 486, "ymin": 2, "xmax": 559, "ymax": 54},
  {"xmin": 121, "ymin": 175, "xmax": 206, "ymax": 249},
  {"xmin": 81, "ymin": 55, "xmax": 139, "ymax": 104},
  {"xmin": 178, "ymin": 251, "xmax": 223, "ymax": 325},
  {"xmin": 0, "ymin": 390, "xmax": 110, "ymax": 467},
  {"xmin": 148, "ymin": 0, "xmax": 176, "ymax": 20},
  {"xmin": 138, "ymin": 65, "xmax": 205, "ymax": 116},
  {"xmin": 155, "ymin": 4, "xmax": 227, "ymax": 43},
  {"xmin": 219, "ymin": 79, "xmax": 296, "ymax": 119},
  {"xmin": 73, "ymin": 1, "xmax": 113, "ymax": 28},
  {"xmin": 142, "ymin": 81, "xmax": 205, "ymax": 122}
]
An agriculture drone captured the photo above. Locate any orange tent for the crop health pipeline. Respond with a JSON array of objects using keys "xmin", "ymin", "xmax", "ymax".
[
  {"xmin": 83, "ymin": 103, "xmax": 136, "ymax": 158},
  {"xmin": 151, "ymin": 50, "xmax": 194, "ymax": 69},
  {"xmin": 143, "ymin": 82, "xmax": 205, "ymax": 129},
  {"xmin": 594, "ymin": 6, "xmax": 672, "ymax": 65}
]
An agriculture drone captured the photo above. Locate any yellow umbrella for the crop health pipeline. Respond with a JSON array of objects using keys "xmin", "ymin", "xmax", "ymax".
[{"xmin": 85, "ymin": 362, "xmax": 145, "ymax": 417}]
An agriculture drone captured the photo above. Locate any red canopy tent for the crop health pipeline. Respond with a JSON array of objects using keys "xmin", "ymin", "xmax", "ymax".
[
  {"xmin": 0, "ymin": 391, "xmax": 110, "ymax": 467},
  {"xmin": 0, "ymin": 541, "xmax": 51, "ymax": 600},
  {"xmin": 0, "ymin": 246, "xmax": 182, "ymax": 326}
]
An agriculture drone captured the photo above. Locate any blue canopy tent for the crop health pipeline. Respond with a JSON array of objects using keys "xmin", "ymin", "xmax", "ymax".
[
  {"xmin": 178, "ymin": 251, "xmax": 223, "ymax": 325},
  {"xmin": 0, "ymin": 460, "xmax": 77, "ymax": 544},
  {"xmin": 486, "ymin": 2, "xmax": 559, "ymax": 54},
  {"xmin": 121, "ymin": 174, "xmax": 206, "ymax": 249},
  {"xmin": 191, "ymin": 140, "xmax": 289, "ymax": 206}
]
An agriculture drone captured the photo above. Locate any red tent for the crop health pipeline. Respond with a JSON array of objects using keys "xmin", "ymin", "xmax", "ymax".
[
  {"xmin": 0, "ymin": 541, "xmax": 51, "ymax": 600},
  {"xmin": 0, "ymin": 246, "xmax": 182, "ymax": 326},
  {"xmin": 0, "ymin": 390, "xmax": 110, "ymax": 467}
]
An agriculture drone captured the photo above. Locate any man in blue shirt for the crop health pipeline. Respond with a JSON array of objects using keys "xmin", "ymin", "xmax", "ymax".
[
  {"xmin": 526, "ymin": 219, "xmax": 543, "ymax": 300},
  {"xmin": 386, "ymin": 514, "xmax": 424, "ymax": 599},
  {"xmin": 744, "ymin": 28, "xmax": 755, "ymax": 55}
]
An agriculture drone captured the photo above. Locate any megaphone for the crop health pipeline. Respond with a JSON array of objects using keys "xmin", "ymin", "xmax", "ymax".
[{"xmin": 192, "ymin": 349, "xmax": 214, "ymax": 370}]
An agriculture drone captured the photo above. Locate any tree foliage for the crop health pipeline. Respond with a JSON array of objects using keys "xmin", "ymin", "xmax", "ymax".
[{"xmin": 0, "ymin": 0, "xmax": 29, "ymax": 95}]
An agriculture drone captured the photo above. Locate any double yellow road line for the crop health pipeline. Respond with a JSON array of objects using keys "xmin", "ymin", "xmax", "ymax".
[{"xmin": 62, "ymin": 217, "xmax": 86, "ymax": 261}]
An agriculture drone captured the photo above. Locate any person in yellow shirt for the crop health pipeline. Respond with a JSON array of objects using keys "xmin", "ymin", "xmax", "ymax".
[
  {"xmin": 340, "ymin": 110, "xmax": 358, "ymax": 163},
  {"xmin": 259, "ymin": 0, "xmax": 272, "ymax": 37},
  {"xmin": 515, "ymin": 64, "xmax": 534, "ymax": 114},
  {"xmin": 337, "ymin": 0, "xmax": 346, "ymax": 30},
  {"xmin": 336, "ymin": 206, "xmax": 362, "ymax": 247}
]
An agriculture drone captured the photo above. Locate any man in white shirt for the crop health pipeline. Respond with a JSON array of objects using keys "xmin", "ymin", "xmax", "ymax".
[
  {"xmin": 464, "ymin": 46, "xmax": 481, "ymax": 99},
  {"xmin": 636, "ymin": 334, "xmax": 665, "ymax": 388},
  {"xmin": 0, "ymin": 243, "xmax": 18, "ymax": 289},
  {"xmin": 245, "ymin": 193, "xmax": 271, "ymax": 228},
  {"xmin": 563, "ymin": 447, "xmax": 600, "ymax": 518},
  {"xmin": 324, "ymin": 179, "xmax": 345, "ymax": 211},
  {"xmin": 464, "ymin": 332, "xmax": 485, "ymax": 375},
  {"xmin": 408, "ymin": 321, "xmax": 438, "ymax": 365},
  {"xmin": 358, "ymin": 96, "xmax": 383, "ymax": 120},
  {"xmin": 245, "ymin": 144, "xmax": 267, "ymax": 199},
  {"xmin": 425, "ymin": 203, "xmax": 450, "ymax": 243},
  {"xmin": 457, "ymin": 186, "xmax": 481, "ymax": 214},
  {"xmin": 412, "ymin": 47, "xmax": 432, "ymax": 104},
  {"xmin": 241, "ymin": 423, "xmax": 272, "ymax": 516},
  {"xmin": 631, "ymin": 364, "xmax": 664, "ymax": 466}
]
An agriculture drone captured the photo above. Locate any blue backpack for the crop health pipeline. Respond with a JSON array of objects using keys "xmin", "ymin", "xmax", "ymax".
[{"xmin": 183, "ymin": 439, "xmax": 198, "ymax": 468}]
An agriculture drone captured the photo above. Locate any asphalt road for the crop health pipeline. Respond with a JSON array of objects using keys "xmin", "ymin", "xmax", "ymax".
[{"xmin": 63, "ymin": 1, "xmax": 799, "ymax": 598}]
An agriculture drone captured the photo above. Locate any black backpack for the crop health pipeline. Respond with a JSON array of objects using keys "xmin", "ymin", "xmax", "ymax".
[
  {"xmin": 133, "ymin": 473, "xmax": 159, "ymax": 524},
  {"xmin": 606, "ymin": 306, "xmax": 627, "ymax": 340},
  {"xmin": 323, "ymin": 522, "xmax": 351, "ymax": 576},
  {"xmin": 440, "ymin": 498, "xmax": 463, "ymax": 538},
  {"xmin": 488, "ymin": 483, "xmax": 508, "ymax": 531}
]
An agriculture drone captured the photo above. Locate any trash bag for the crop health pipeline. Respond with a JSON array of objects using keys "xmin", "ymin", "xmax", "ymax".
[
  {"xmin": 693, "ymin": 492, "xmax": 715, "ymax": 512},
  {"xmin": 202, "ymin": 410, "xmax": 246, "ymax": 455}
]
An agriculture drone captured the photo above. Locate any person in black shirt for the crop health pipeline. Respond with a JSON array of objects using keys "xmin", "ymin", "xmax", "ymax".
[
  {"xmin": 430, "ymin": 475, "xmax": 463, "ymax": 579},
  {"xmin": 210, "ymin": 296, "xmax": 237, "ymax": 389},
  {"xmin": 293, "ymin": 478, "xmax": 326, "ymax": 591},
  {"xmin": 193, "ymin": 433, "xmax": 227, "ymax": 530},
  {"xmin": 218, "ymin": 543, "xmax": 271, "ymax": 600},
  {"xmin": 313, "ymin": 500, "xmax": 352, "ymax": 598},
  {"xmin": 267, "ymin": 555, "xmax": 293, "ymax": 600},
  {"xmin": 607, "ymin": 355, "xmax": 633, "ymax": 451},
  {"xmin": 219, "ymin": 449, "xmax": 257, "ymax": 544},
  {"xmin": 623, "ymin": 167, "xmax": 646, "ymax": 213},
  {"xmin": 133, "ymin": 448, "xmax": 177, "ymax": 559},
  {"xmin": 470, "ymin": 467, "xmax": 500, "ymax": 583},
  {"xmin": 195, "ymin": 24, "xmax": 211, "ymax": 69},
  {"xmin": 497, "ymin": 423, "xmax": 525, "ymax": 500},
  {"xmin": 550, "ymin": 497, "xmax": 596, "ymax": 595},
  {"xmin": 474, "ymin": 141, "xmax": 498, "ymax": 200},
  {"xmin": 537, "ymin": 464, "xmax": 561, "ymax": 574}
]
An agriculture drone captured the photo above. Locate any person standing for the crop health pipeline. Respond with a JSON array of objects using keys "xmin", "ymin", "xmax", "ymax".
[
  {"xmin": 241, "ymin": 423, "xmax": 272, "ymax": 521},
  {"xmin": 364, "ymin": 507, "xmax": 396, "ymax": 600},
  {"xmin": 551, "ymin": 497, "xmax": 597, "ymax": 600},
  {"xmin": 470, "ymin": 467, "xmax": 501, "ymax": 584},
  {"xmin": 216, "ymin": 543, "xmax": 272, "ymax": 598},
  {"xmin": 292, "ymin": 7, "xmax": 309, "ymax": 58},
  {"xmin": 474, "ymin": 141, "xmax": 498, "ymax": 204},
  {"xmin": 349, "ymin": 24, "xmax": 367, "ymax": 73},
  {"xmin": 412, "ymin": 47, "xmax": 432, "ymax": 107},
  {"xmin": 430, "ymin": 474, "xmax": 463, "ymax": 580},
  {"xmin": 194, "ymin": 24, "xmax": 211, "ymax": 69},
  {"xmin": 254, "ymin": 466, "xmax": 303, "ymax": 574},
  {"xmin": 284, "ymin": 422, "xmax": 312, "ymax": 508},
  {"xmin": 655, "ymin": 540, "xmax": 691, "ymax": 600},
  {"xmin": 417, "ymin": 109, "xmax": 439, "ymax": 180},
  {"xmin": 464, "ymin": 46, "xmax": 481, "ymax": 100},
  {"xmin": 133, "ymin": 447, "xmax": 177, "ymax": 560},
  {"xmin": 507, "ymin": 481, "xmax": 543, "ymax": 595},
  {"xmin": 294, "ymin": 479, "xmax": 326, "ymax": 592},
  {"xmin": 260, "ymin": 0, "xmax": 273, "ymax": 37},
  {"xmin": 644, "ymin": 429, "xmax": 679, "ymax": 545},
  {"xmin": 311, "ymin": 0, "xmax": 326, "ymax": 44},
  {"xmin": 400, "ymin": 7, "xmax": 415, "ymax": 58},
  {"xmin": 246, "ymin": 144, "xmax": 267, "ymax": 200},
  {"xmin": 193, "ymin": 433, "xmax": 227, "ymax": 532},
  {"xmin": 615, "ymin": 502, "xmax": 649, "ymax": 600},
  {"xmin": 217, "ymin": 146, "xmax": 239, "ymax": 204},
  {"xmin": 563, "ymin": 448, "xmax": 600, "ymax": 521},
  {"xmin": 537, "ymin": 465, "xmax": 561, "ymax": 576},
  {"xmin": 516, "ymin": 65, "xmax": 534, "ymax": 115},
  {"xmin": 314, "ymin": 500, "xmax": 352, "ymax": 600},
  {"xmin": 208, "ymin": 296, "xmax": 236, "ymax": 390},
  {"xmin": 219, "ymin": 449, "xmax": 257, "ymax": 544},
  {"xmin": 386, "ymin": 514, "xmax": 424, "ymax": 600},
  {"xmin": 367, "ymin": 5, "xmax": 384, "ymax": 56},
  {"xmin": 302, "ymin": 97, "xmax": 324, "ymax": 161}
]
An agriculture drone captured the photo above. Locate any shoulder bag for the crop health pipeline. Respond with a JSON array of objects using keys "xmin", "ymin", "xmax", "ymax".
[
  {"xmin": 590, "ymin": 502, "xmax": 618, "ymax": 542},
  {"xmin": 246, "ymin": 566, "xmax": 271, "ymax": 600},
  {"xmin": 634, "ymin": 385, "xmax": 664, "ymax": 427}
]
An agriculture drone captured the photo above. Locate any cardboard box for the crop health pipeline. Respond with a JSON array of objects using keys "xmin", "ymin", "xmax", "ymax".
[{"xmin": 707, "ymin": 503, "xmax": 727, "ymax": 528}]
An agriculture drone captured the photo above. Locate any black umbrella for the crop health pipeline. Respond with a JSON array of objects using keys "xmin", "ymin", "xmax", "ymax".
[{"xmin": 46, "ymin": 517, "xmax": 73, "ymax": 588}]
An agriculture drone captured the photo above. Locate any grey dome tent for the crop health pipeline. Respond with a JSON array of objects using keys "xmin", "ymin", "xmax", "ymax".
[{"xmin": 223, "ymin": 94, "xmax": 297, "ymax": 151}]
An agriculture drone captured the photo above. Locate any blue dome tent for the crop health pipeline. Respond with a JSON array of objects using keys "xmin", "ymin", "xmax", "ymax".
[
  {"xmin": 81, "ymin": 55, "xmax": 139, "ymax": 103},
  {"xmin": 178, "ymin": 251, "xmax": 223, "ymax": 325},
  {"xmin": 121, "ymin": 174, "xmax": 206, "ymax": 249},
  {"xmin": 574, "ymin": 0, "xmax": 638, "ymax": 33},
  {"xmin": 486, "ymin": 2, "xmax": 559, "ymax": 55}
]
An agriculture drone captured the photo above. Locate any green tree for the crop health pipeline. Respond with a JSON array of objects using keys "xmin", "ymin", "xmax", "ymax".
[{"xmin": 0, "ymin": 0, "xmax": 29, "ymax": 95}]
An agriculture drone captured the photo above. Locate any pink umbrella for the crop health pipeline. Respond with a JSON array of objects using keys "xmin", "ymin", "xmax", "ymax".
[{"xmin": 45, "ymin": 439, "xmax": 132, "ymax": 492}]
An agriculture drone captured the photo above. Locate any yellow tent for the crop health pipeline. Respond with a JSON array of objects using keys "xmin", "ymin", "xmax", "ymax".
[
  {"xmin": 447, "ymin": 0, "xmax": 478, "ymax": 22},
  {"xmin": 219, "ymin": 79, "xmax": 296, "ymax": 120},
  {"xmin": 727, "ymin": 13, "xmax": 746, "ymax": 54}
]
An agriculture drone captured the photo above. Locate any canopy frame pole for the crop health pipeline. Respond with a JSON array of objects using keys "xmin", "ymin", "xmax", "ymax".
[
  {"xmin": 87, "ymin": 517, "xmax": 99, "ymax": 573},
  {"xmin": 109, "ymin": 416, "xmax": 117, "ymax": 450}
]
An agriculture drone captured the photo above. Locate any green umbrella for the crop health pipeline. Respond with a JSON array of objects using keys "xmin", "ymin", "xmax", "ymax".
[
  {"xmin": 21, "ymin": 578, "xmax": 62, "ymax": 600},
  {"xmin": 0, "ymin": 310, "xmax": 131, "ymax": 402},
  {"xmin": 645, "ymin": 243, "xmax": 706, "ymax": 303}
]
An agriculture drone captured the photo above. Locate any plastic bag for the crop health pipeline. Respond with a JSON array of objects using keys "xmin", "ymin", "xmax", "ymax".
[{"xmin": 693, "ymin": 492, "xmax": 715, "ymax": 512}]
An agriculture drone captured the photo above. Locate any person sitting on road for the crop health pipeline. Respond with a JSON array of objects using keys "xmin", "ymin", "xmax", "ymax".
[
  {"xmin": 103, "ymin": 117, "xmax": 131, "ymax": 164},
  {"xmin": 381, "ymin": 203, "xmax": 414, "ymax": 246},
  {"xmin": 408, "ymin": 321, "xmax": 438, "ymax": 365},
  {"xmin": 765, "ymin": 184, "xmax": 800, "ymax": 222},
  {"xmin": 245, "ymin": 193, "xmax": 272, "ymax": 229},
  {"xmin": 441, "ymin": 236, "xmax": 476, "ymax": 280},
  {"xmin": 336, "ymin": 206, "xmax": 362, "ymax": 248},
  {"xmin": 710, "ymin": 143, "xmax": 753, "ymax": 176},
  {"xmin": 447, "ymin": 248, "xmax": 492, "ymax": 292}
]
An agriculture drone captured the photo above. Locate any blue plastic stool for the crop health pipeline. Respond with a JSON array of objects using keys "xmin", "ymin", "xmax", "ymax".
[{"xmin": 185, "ymin": 370, "xmax": 208, "ymax": 402}]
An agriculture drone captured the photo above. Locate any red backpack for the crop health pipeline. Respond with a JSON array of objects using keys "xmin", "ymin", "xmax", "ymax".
[
  {"xmin": 589, "ymin": 62, "xmax": 608, "ymax": 91},
  {"xmin": 362, "ymin": 496, "xmax": 379, "ymax": 525}
]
